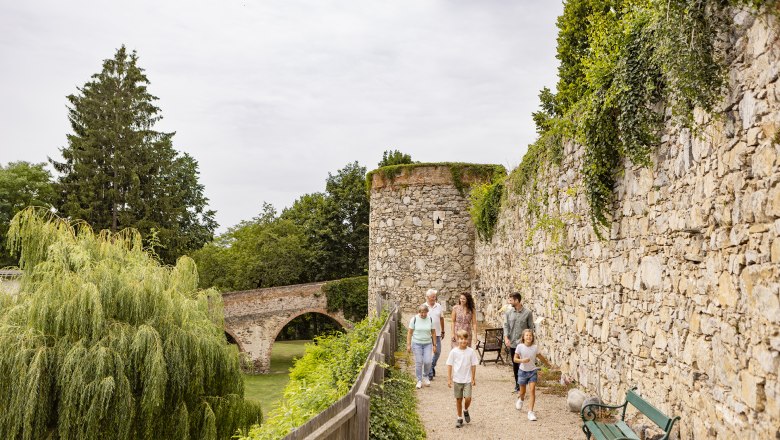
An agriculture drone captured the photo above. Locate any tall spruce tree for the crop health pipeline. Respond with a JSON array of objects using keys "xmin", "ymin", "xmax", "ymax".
[
  {"xmin": 0, "ymin": 208, "xmax": 262, "ymax": 439},
  {"xmin": 51, "ymin": 46, "xmax": 216, "ymax": 264}
]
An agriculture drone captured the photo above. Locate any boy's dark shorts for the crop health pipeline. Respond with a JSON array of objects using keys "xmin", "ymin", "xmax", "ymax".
[
  {"xmin": 453, "ymin": 382, "xmax": 473, "ymax": 398},
  {"xmin": 517, "ymin": 369, "xmax": 538, "ymax": 385}
]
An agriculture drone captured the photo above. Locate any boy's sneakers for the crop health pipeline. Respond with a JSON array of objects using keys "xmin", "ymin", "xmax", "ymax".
[
  {"xmin": 464, "ymin": 409, "xmax": 471, "ymax": 423},
  {"xmin": 515, "ymin": 398, "xmax": 523, "ymax": 410},
  {"xmin": 455, "ymin": 418, "xmax": 464, "ymax": 428},
  {"xmin": 422, "ymin": 377, "xmax": 431, "ymax": 387},
  {"xmin": 416, "ymin": 381, "xmax": 422, "ymax": 389},
  {"xmin": 527, "ymin": 411, "xmax": 537, "ymax": 421}
]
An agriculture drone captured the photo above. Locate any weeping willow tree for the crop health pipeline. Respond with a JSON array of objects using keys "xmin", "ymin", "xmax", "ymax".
[{"xmin": 0, "ymin": 208, "xmax": 262, "ymax": 440}]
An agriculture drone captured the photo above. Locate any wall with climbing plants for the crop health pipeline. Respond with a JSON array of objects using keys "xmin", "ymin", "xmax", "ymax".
[{"xmin": 473, "ymin": 2, "xmax": 779, "ymax": 439}]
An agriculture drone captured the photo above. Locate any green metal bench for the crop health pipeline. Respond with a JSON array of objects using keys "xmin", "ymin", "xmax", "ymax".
[{"xmin": 581, "ymin": 387, "xmax": 680, "ymax": 440}]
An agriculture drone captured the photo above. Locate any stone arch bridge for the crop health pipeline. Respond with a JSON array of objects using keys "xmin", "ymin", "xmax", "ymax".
[{"xmin": 222, "ymin": 282, "xmax": 350, "ymax": 373}]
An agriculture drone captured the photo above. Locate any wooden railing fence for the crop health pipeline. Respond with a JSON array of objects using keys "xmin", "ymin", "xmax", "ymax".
[{"xmin": 282, "ymin": 296, "xmax": 400, "ymax": 440}]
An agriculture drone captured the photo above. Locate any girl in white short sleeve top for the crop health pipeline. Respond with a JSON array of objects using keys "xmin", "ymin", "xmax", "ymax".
[{"xmin": 513, "ymin": 329, "xmax": 551, "ymax": 421}]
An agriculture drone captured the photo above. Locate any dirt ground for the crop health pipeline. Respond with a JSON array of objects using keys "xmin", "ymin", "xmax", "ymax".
[{"xmin": 408, "ymin": 326, "xmax": 583, "ymax": 440}]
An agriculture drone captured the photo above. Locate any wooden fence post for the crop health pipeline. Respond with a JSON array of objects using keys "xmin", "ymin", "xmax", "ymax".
[{"xmin": 356, "ymin": 392, "xmax": 370, "ymax": 440}]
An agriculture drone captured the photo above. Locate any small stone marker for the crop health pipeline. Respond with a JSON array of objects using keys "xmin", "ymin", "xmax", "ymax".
[{"xmin": 567, "ymin": 389, "xmax": 587, "ymax": 412}]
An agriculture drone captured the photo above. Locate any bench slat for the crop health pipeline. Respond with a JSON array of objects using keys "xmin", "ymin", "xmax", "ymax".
[
  {"xmin": 627, "ymin": 389, "xmax": 672, "ymax": 430},
  {"xmin": 615, "ymin": 421, "xmax": 640, "ymax": 440},
  {"xmin": 584, "ymin": 421, "xmax": 610, "ymax": 440},
  {"xmin": 584, "ymin": 420, "xmax": 641, "ymax": 440}
]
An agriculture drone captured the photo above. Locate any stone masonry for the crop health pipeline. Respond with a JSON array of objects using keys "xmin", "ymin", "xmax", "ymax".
[
  {"xmin": 473, "ymin": 9, "xmax": 779, "ymax": 440},
  {"xmin": 368, "ymin": 165, "xmax": 497, "ymax": 315},
  {"xmin": 222, "ymin": 282, "xmax": 349, "ymax": 373}
]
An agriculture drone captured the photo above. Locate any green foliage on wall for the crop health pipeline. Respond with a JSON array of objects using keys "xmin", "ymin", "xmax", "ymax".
[
  {"xmin": 366, "ymin": 162, "xmax": 506, "ymax": 197},
  {"xmin": 241, "ymin": 314, "xmax": 385, "ymax": 439},
  {"xmin": 1, "ymin": 208, "xmax": 261, "ymax": 440},
  {"xmin": 322, "ymin": 275, "xmax": 369, "ymax": 322},
  {"xmin": 512, "ymin": 0, "xmax": 775, "ymax": 237},
  {"xmin": 469, "ymin": 177, "xmax": 505, "ymax": 243}
]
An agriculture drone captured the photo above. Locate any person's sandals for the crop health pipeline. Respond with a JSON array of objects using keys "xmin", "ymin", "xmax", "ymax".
[
  {"xmin": 464, "ymin": 409, "xmax": 471, "ymax": 423},
  {"xmin": 455, "ymin": 418, "xmax": 464, "ymax": 428}
]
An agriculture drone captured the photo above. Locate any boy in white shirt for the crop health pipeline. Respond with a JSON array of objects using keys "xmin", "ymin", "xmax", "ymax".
[{"xmin": 446, "ymin": 329, "xmax": 479, "ymax": 428}]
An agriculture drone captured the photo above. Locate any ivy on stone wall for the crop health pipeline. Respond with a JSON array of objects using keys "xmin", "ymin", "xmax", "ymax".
[
  {"xmin": 322, "ymin": 276, "xmax": 369, "ymax": 321},
  {"xmin": 366, "ymin": 162, "xmax": 506, "ymax": 197},
  {"xmin": 509, "ymin": 0, "xmax": 776, "ymax": 239},
  {"xmin": 469, "ymin": 177, "xmax": 505, "ymax": 242}
]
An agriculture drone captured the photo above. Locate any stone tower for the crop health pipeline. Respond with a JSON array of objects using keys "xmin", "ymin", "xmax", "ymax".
[{"xmin": 367, "ymin": 163, "xmax": 504, "ymax": 314}]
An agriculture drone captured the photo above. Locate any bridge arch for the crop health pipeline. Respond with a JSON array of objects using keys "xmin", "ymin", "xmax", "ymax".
[
  {"xmin": 224, "ymin": 328, "xmax": 245, "ymax": 352},
  {"xmin": 222, "ymin": 282, "xmax": 352, "ymax": 373}
]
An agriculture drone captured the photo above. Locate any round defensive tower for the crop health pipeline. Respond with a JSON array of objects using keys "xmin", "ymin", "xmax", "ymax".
[{"xmin": 367, "ymin": 163, "xmax": 505, "ymax": 315}]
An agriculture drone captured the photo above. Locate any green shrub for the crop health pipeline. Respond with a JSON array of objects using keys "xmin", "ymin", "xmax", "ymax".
[
  {"xmin": 369, "ymin": 369, "xmax": 427, "ymax": 440},
  {"xmin": 323, "ymin": 275, "xmax": 368, "ymax": 321},
  {"xmin": 242, "ymin": 314, "xmax": 385, "ymax": 439}
]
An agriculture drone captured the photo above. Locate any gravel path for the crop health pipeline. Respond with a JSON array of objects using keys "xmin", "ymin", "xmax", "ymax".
[{"xmin": 407, "ymin": 321, "xmax": 582, "ymax": 440}]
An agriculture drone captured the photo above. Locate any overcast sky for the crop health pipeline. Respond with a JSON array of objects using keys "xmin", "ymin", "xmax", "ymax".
[{"xmin": 0, "ymin": 0, "xmax": 563, "ymax": 233}]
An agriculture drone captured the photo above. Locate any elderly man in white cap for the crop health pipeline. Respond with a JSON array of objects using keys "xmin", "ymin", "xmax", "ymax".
[{"xmin": 422, "ymin": 288, "xmax": 445, "ymax": 380}]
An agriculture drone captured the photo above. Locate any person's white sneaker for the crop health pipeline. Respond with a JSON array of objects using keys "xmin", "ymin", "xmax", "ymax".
[
  {"xmin": 416, "ymin": 381, "xmax": 422, "ymax": 389},
  {"xmin": 515, "ymin": 398, "xmax": 523, "ymax": 410},
  {"xmin": 527, "ymin": 410, "xmax": 537, "ymax": 421},
  {"xmin": 423, "ymin": 378, "xmax": 431, "ymax": 387}
]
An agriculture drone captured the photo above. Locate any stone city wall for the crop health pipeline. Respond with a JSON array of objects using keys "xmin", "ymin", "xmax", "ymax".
[
  {"xmin": 368, "ymin": 165, "xmax": 494, "ymax": 314},
  {"xmin": 474, "ymin": 10, "xmax": 779, "ymax": 439}
]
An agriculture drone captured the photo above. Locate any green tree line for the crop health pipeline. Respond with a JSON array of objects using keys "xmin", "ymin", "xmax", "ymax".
[{"xmin": 191, "ymin": 161, "xmax": 371, "ymax": 291}]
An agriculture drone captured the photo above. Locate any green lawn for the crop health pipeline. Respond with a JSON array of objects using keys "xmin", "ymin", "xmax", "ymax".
[{"xmin": 243, "ymin": 340, "xmax": 309, "ymax": 414}]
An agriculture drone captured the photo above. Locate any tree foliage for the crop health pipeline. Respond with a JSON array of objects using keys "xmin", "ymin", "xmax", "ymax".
[
  {"xmin": 0, "ymin": 162, "xmax": 55, "ymax": 267},
  {"xmin": 194, "ymin": 161, "xmax": 370, "ymax": 292},
  {"xmin": 51, "ymin": 45, "xmax": 216, "ymax": 264},
  {"xmin": 0, "ymin": 208, "xmax": 261, "ymax": 440},
  {"xmin": 192, "ymin": 204, "xmax": 314, "ymax": 291},
  {"xmin": 322, "ymin": 276, "xmax": 368, "ymax": 321},
  {"xmin": 377, "ymin": 150, "xmax": 414, "ymax": 167}
]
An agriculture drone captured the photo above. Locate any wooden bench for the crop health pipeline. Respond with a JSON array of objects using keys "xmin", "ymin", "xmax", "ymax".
[
  {"xmin": 581, "ymin": 387, "xmax": 680, "ymax": 440},
  {"xmin": 475, "ymin": 328, "xmax": 504, "ymax": 365}
]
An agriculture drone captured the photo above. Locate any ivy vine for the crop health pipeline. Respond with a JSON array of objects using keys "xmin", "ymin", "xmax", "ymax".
[{"xmin": 508, "ymin": 0, "xmax": 776, "ymax": 239}]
